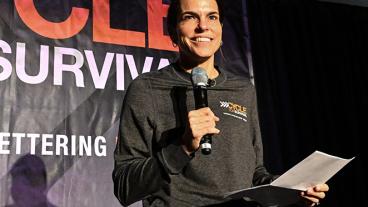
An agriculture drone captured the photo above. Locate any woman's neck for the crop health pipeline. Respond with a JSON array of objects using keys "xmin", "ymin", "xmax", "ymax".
[{"xmin": 178, "ymin": 56, "xmax": 219, "ymax": 79}]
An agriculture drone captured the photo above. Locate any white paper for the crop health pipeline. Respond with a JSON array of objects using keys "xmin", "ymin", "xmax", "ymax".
[{"xmin": 225, "ymin": 151, "xmax": 354, "ymax": 206}]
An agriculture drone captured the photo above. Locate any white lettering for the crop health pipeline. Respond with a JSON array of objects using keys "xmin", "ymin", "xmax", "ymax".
[
  {"xmin": 79, "ymin": 135, "xmax": 92, "ymax": 156},
  {"xmin": 125, "ymin": 54, "xmax": 139, "ymax": 80},
  {"xmin": 54, "ymin": 47, "xmax": 85, "ymax": 87},
  {"xmin": 0, "ymin": 40, "xmax": 12, "ymax": 81},
  {"xmin": 71, "ymin": 135, "xmax": 76, "ymax": 156},
  {"xmin": 95, "ymin": 136, "xmax": 106, "ymax": 157},
  {"xmin": 12, "ymin": 133, "xmax": 25, "ymax": 154},
  {"xmin": 158, "ymin": 58, "xmax": 170, "ymax": 70},
  {"xmin": 0, "ymin": 132, "xmax": 107, "ymax": 156},
  {"xmin": 56, "ymin": 134, "xmax": 68, "ymax": 155},
  {"xmin": 142, "ymin": 56, "xmax": 153, "ymax": 73},
  {"xmin": 85, "ymin": 50, "xmax": 114, "ymax": 89},
  {"xmin": 41, "ymin": 134, "xmax": 53, "ymax": 155},
  {"xmin": 116, "ymin": 53, "xmax": 125, "ymax": 90},
  {"xmin": 0, "ymin": 40, "xmax": 173, "ymax": 90},
  {"xmin": 16, "ymin": 43, "xmax": 49, "ymax": 84},
  {"xmin": 28, "ymin": 133, "xmax": 40, "ymax": 155},
  {"xmin": 0, "ymin": 132, "xmax": 10, "ymax": 154}
]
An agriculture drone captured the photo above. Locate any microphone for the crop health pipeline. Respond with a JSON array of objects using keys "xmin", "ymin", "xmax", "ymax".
[{"xmin": 191, "ymin": 67, "xmax": 212, "ymax": 155}]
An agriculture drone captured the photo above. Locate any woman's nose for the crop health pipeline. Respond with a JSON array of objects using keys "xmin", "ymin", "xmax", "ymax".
[{"xmin": 197, "ymin": 18, "xmax": 209, "ymax": 31}]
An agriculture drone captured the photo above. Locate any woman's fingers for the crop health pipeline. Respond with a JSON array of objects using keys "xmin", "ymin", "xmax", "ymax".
[{"xmin": 182, "ymin": 107, "xmax": 220, "ymax": 154}]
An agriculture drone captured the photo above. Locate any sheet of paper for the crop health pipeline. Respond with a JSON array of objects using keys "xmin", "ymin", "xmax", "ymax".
[
  {"xmin": 225, "ymin": 151, "xmax": 354, "ymax": 206},
  {"xmin": 271, "ymin": 150, "xmax": 354, "ymax": 190}
]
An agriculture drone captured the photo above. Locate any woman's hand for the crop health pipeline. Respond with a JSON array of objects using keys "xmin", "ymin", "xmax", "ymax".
[
  {"xmin": 181, "ymin": 107, "xmax": 220, "ymax": 155},
  {"xmin": 301, "ymin": 183, "xmax": 329, "ymax": 206}
]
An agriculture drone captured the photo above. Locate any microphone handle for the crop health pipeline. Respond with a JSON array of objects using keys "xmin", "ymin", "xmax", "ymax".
[
  {"xmin": 200, "ymin": 134, "xmax": 212, "ymax": 155},
  {"xmin": 193, "ymin": 86, "xmax": 212, "ymax": 155}
]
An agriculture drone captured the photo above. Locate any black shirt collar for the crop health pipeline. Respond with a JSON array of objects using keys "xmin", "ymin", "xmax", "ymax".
[{"xmin": 172, "ymin": 62, "xmax": 226, "ymax": 87}]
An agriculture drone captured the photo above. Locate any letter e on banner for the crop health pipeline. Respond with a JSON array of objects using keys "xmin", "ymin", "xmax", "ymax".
[
  {"xmin": 147, "ymin": 0, "xmax": 178, "ymax": 51},
  {"xmin": 93, "ymin": 0, "xmax": 145, "ymax": 47}
]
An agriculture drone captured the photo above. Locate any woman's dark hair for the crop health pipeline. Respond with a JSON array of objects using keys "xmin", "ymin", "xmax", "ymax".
[{"xmin": 167, "ymin": 0, "xmax": 224, "ymax": 44}]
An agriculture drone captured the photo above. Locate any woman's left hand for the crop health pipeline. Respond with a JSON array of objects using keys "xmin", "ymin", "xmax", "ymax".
[{"xmin": 301, "ymin": 183, "xmax": 329, "ymax": 206}]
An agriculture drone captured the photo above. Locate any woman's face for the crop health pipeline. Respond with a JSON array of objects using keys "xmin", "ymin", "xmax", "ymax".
[{"xmin": 176, "ymin": 0, "xmax": 222, "ymax": 62}]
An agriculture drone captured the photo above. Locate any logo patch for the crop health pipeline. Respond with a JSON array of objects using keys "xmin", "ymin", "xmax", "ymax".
[{"xmin": 220, "ymin": 101, "xmax": 248, "ymax": 122}]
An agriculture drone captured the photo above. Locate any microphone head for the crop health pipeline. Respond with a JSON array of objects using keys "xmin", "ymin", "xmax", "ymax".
[{"xmin": 191, "ymin": 67, "xmax": 208, "ymax": 87}]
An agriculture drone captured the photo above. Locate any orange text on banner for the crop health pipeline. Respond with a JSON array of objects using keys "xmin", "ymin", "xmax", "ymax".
[
  {"xmin": 147, "ymin": 0, "xmax": 177, "ymax": 51},
  {"xmin": 14, "ymin": 0, "xmax": 178, "ymax": 52},
  {"xmin": 14, "ymin": 0, "xmax": 89, "ymax": 39}
]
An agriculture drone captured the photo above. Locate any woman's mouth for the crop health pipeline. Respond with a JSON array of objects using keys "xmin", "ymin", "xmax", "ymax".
[{"xmin": 192, "ymin": 37, "xmax": 212, "ymax": 42}]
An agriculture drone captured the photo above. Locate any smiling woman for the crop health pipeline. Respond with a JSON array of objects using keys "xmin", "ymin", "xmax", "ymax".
[
  {"xmin": 167, "ymin": 0, "xmax": 224, "ymax": 78},
  {"xmin": 112, "ymin": 0, "xmax": 328, "ymax": 206}
]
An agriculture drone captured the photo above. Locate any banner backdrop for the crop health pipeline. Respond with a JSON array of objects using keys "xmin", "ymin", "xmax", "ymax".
[{"xmin": 0, "ymin": 0, "xmax": 251, "ymax": 206}]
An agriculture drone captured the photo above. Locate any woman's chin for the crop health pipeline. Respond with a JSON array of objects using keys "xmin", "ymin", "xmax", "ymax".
[{"xmin": 191, "ymin": 50, "xmax": 215, "ymax": 59}]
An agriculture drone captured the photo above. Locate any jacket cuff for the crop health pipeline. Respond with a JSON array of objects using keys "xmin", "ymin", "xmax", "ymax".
[{"xmin": 159, "ymin": 141, "xmax": 193, "ymax": 175}]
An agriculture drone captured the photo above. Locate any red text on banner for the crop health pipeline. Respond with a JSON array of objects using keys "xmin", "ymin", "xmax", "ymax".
[{"xmin": 14, "ymin": 0, "xmax": 178, "ymax": 52}]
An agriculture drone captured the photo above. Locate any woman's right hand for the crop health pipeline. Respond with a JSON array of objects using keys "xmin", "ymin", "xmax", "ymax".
[{"xmin": 181, "ymin": 107, "xmax": 220, "ymax": 155}]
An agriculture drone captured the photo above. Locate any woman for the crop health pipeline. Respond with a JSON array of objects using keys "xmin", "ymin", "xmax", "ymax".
[{"xmin": 113, "ymin": 0, "xmax": 328, "ymax": 206}]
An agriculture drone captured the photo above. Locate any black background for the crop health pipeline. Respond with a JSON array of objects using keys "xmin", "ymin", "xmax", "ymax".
[{"xmin": 247, "ymin": 0, "xmax": 368, "ymax": 206}]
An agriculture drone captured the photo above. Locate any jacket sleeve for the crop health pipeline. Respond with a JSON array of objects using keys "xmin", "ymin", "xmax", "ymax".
[
  {"xmin": 112, "ymin": 77, "xmax": 193, "ymax": 206},
  {"xmin": 249, "ymin": 85, "xmax": 279, "ymax": 186}
]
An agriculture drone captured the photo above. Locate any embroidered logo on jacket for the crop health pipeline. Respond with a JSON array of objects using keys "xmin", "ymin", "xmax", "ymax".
[{"xmin": 220, "ymin": 101, "xmax": 248, "ymax": 122}]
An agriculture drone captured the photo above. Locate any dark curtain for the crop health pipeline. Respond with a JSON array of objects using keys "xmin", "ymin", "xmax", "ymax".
[{"xmin": 247, "ymin": 0, "xmax": 368, "ymax": 206}]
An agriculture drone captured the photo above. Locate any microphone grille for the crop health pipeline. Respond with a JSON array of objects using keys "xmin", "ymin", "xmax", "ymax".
[{"xmin": 191, "ymin": 67, "xmax": 208, "ymax": 86}]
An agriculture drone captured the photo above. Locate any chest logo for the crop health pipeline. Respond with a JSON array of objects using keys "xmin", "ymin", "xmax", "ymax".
[{"xmin": 220, "ymin": 101, "xmax": 248, "ymax": 122}]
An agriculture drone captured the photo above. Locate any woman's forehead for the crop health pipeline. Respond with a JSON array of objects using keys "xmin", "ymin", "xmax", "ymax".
[{"xmin": 179, "ymin": 0, "xmax": 219, "ymax": 13}]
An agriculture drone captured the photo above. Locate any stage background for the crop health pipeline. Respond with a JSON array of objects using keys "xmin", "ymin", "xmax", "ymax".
[
  {"xmin": 247, "ymin": 0, "xmax": 367, "ymax": 206},
  {"xmin": 0, "ymin": 0, "xmax": 366, "ymax": 207}
]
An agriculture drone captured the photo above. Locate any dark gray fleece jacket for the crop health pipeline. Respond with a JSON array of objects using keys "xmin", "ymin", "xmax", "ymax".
[{"xmin": 113, "ymin": 64, "xmax": 274, "ymax": 207}]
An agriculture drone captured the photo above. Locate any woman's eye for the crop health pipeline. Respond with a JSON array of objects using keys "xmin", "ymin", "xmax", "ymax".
[
  {"xmin": 209, "ymin": 15, "xmax": 218, "ymax": 20},
  {"xmin": 183, "ymin": 15, "xmax": 195, "ymax": 20}
]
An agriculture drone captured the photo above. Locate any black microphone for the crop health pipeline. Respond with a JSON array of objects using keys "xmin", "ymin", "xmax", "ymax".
[{"xmin": 191, "ymin": 67, "xmax": 212, "ymax": 155}]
